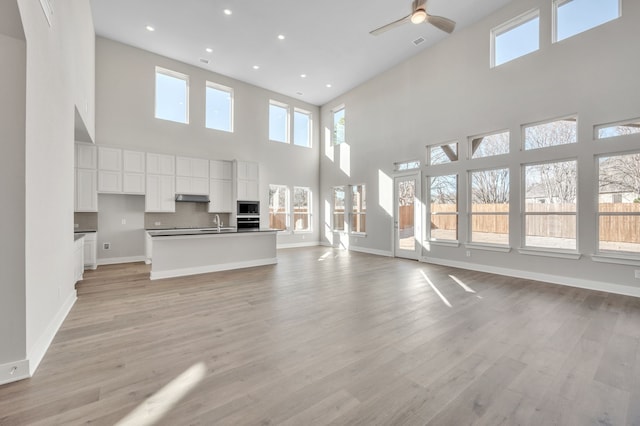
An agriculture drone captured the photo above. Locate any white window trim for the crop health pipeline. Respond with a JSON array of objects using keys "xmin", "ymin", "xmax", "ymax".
[
  {"xmin": 521, "ymin": 158, "xmax": 579, "ymax": 253},
  {"xmin": 427, "ymin": 174, "xmax": 459, "ymax": 243},
  {"xmin": 594, "ymin": 117, "xmax": 640, "ymax": 140},
  {"xmin": 395, "ymin": 160, "xmax": 421, "ymax": 172},
  {"xmin": 469, "ymin": 129, "xmax": 510, "ymax": 160},
  {"xmin": 155, "ymin": 66, "xmax": 189, "ymax": 124},
  {"xmin": 427, "ymin": 141, "xmax": 458, "ymax": 166},
  {"xmin": 269, "ymin": 100, "xmax": 290, "ymax": 144},
  {"xmin": 596, "ymin": 151, "xmax": 640, "ymax": 259},
  {"xmin": 205, "ymin": 81, "xmax": 234, "ymax": 133},
  {"xmin": 522, "ymin": 114, "xmax": 578, "ymax": 151},
  {"xmin": 350, "ymin": 184, "xmax": 367, "ymax": 236},
  {"xmin": 490, "ymin": 8, "xmax": 540, "ymax": 68},
  {"xmin": 269, "ymin": 184, "xmax": 291, "ymax": 232},
  {"xmin": 293, "ymin": 108, "xmax": 312, "ymax": 148},
  {"xmin": 332, "ymin": 185, "xmax": 346, "ymax": 232},
  {"xmin": 332, "ymin": 104, "xmax": 346, "ymax": 146},
  {"xmin": 552, "ymin": 0, "xmax": 622, "ymax": 44},
  {"xmin": 293, "ymin": 186, "xmax": 313, "ymax": 233},
  {"xmin": 468, "ymin": 167, "xmax": 511, "ymax": 247}
]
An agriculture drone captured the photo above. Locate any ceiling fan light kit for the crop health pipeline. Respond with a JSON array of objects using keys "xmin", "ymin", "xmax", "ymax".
[{"xmin": 370, "ymin": 0, "xmax": 456, "ymax": 36}]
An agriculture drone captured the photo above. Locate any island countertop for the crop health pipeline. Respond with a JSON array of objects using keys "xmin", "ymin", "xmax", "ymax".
[{"xmin": 147, "ymin": 228, "xmax": 278, "ymax": 237}]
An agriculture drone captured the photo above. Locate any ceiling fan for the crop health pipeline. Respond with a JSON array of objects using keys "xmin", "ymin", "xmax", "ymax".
[{"xmin": 370, "ymin": 0, "xmax": 456, "ymax": 36}]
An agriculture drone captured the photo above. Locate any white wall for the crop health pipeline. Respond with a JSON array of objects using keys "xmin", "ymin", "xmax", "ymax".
[
  {"xmin": 17, "ymin": 0, "xmax": 95, "ymax": 376},
  {"xmin": 320, "ymin": 0, "xmax": 640, "ymax": 294},
  {"xmin": 95, "ymin": 37, "xmax": 321, "ymax": 246},
  {"xmin": 0, "ymin": 11, "xmax": 26, "ymax": 368}
]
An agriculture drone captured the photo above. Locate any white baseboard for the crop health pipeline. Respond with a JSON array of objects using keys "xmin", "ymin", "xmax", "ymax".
[
  {"xmin": 151, "ymin": 257, "xmax": 278, "ymax": 280},
  {"xmin": 98, "ymin": 255, "xmax": 146, "ymax": 266},
  {"xmin": 0, "ymin": 359, "xmax": 30, "ymax": 386},
  {"xmin": 421, "ymin": 256, "xmax": 640, "ymax": 298},
  {"xmin": 349, "ymin": 245, "xmax": 393, "ymax": 257},
  {"xmin": 277, "ymin": 241, "xmax": 320, "ymax": 249},
  {"xmin": 28, "ymin": 289, "xmax": 77, "ymax": 376}
]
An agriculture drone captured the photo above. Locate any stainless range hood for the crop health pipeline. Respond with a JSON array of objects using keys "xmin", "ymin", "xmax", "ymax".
[{"xmin": 175, "ymin": 194, "xmax": 210, "ymax": 203}]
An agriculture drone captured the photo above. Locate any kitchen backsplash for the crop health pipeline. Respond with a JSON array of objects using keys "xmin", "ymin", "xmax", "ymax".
[
  {"xmin": 74, "ymin": 212, "xmax": 98, "ymax": 231},
  {"xmin": 145, "ymin": 202, "xmax": 231, "ymax": 229}
]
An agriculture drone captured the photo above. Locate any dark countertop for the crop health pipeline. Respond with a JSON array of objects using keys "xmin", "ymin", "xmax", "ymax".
[
  {"xmin": 74, "ymin": 230, "xmax": 97, "ymax": 233},
  {"xmin": 148, "ymin": 228, "xmax": 277, "ymax": 237}
]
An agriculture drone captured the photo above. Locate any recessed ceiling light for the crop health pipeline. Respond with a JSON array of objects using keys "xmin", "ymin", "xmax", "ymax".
[
  {"xmin": 326, "ymin": 83, "xmax": 332, "ymax": 88},
  {"xmin": 300, "ymin": 74, "xmax": 307, "ymax": 78},
  {"xmin": 296, "ymin": 91, "xmax": 303, "ymax": 96},
  {"xmin": 278, "ymin": 34, "xmax": 285, "ymax": 40},
  {"xmin": 146, "ymin": 25, "xmax": 155, "ymax": 32},
  {"xmin": 205, "ymin": 48, "xmax": 213, "ymax": 53},
  {"xmin": 252, "ymin": 65, "xmax": 260, "ymax": 70},
  {"xmin": 223, "ymin": 9, "xmax": 232, "ymax": 15}
]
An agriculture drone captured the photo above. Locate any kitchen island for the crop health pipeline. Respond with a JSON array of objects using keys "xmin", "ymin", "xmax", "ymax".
[{"xmin": 147, "ymin": 228, "xmax": 277, "ymax": 280}]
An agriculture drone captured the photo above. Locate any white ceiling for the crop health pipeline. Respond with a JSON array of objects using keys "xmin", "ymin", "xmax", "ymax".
[{"xmin": 90, "ymin": 0, "xmax": 514, "ymax": 106}]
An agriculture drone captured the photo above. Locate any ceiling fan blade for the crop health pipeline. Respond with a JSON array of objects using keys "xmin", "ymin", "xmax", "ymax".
[
  {"xmin": 370, "ymin": 15, "xmax": 411, "ymax": 36},
  {"xmin": 427, "ymin": 14, "xmax": 456, "ymax": 33}
]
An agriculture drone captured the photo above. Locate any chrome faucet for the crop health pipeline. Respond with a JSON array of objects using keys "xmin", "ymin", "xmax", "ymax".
[{"xmin": 214, "ymin": 214, "xmax": 221, "ymax": 232}]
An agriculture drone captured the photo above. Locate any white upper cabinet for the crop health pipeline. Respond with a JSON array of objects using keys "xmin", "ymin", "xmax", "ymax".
[
  {"xmin": 147, "ymin": 153, "xmax": 175, "ymax": 175},
  {"xmin": 98, "ymin": 147, "xmax": 122, "ymax": 193},
  {"xmin": 122, "ymin": 150, "xmax": 145, "ymax": 194},
  {"xmin": 209, "ymin": 160, "xmax": 234, "ymax": 213},
  {"xmin": 236, "ymin": 160, "xmax": 259, "ymax": 201},
  {"xmin": 176, "ymin": 156, "xmax": 209, "ymax": 195},
  {"xmin": 210, "ymin": 160, "xmax": 233, "ymax": 180},
  {"xmin": 76, "ymin": 143, "xmax": 97, "ymax": 169},
  {"xmin": 237, "ymin": 161, "xmax": 259, "ymax": 181}
]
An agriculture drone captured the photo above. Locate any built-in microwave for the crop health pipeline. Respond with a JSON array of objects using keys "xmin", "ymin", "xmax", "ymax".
[{"xmin": 237, "ymin": 200, "xmax": 260, "ymax": 216}]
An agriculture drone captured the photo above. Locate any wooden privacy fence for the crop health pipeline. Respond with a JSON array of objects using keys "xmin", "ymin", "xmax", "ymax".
[
  {"xmin": 270, "ymin": 209, "xmax": 310, "ymax": 230},
  {"xmin": 426, "ymin": 203, "xmax": 640, "ymax": 243}
]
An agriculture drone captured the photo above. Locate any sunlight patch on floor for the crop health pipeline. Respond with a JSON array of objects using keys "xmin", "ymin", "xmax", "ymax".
[
  {"xmin": 420, "ymin": 270, "xmax": 452, "ymax": 308},
  {"xmin": 449, "ymin": 274, "xmax": 476, "ymax": 293}
]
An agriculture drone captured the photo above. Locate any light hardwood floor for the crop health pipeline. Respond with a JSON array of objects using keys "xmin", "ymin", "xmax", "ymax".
[{"xmin": 1, "ymin": 247, "xmax": 640, "ymax": 425}]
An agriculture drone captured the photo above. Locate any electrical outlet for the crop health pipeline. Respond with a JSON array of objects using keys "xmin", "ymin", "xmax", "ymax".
[
  {"xmin": 74, "ymin": 223, "xmax": 79, "ymax": 228},
  {"xmin": 121, "ymin": 218, "xmax": 126, "ymax": 225},
  {"xmin": 635, "ymin": 270, "xmax": 640, "ymax": 279},
  {"xmin": 104, "ymin": 243, "xmax": 110, "ymax": 250},
  {"xmin": 466, "ymin": 250, "xmax": 471, "ymax": 257},
  {"xmin": 154, "ymin": 221, "xmax": 161, "ymax": 226}
]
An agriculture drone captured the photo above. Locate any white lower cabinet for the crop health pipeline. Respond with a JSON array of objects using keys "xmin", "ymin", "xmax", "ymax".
[
  {"xmin": 74, "ymin": 236, "xmax": 84, "ymax": 282},
  {"xmin": 82, "ymin": 232, "xmax": 97, "ymax": 270},
  {"xmin": 146, "ymin": 174, "xmax": 175, "ymax": 212}
]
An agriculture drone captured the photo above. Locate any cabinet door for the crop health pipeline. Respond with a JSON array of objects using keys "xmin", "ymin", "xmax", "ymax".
[
  {"xmin": 98, "ymin": 147, "xmax": 122, "ymax": 171},
  {"xmin": 76, "ymin": 144, "xmax": 97, "ymax": 169},
  {"xmin": 210, "ymin": 179, "xmax": 233, "ymax": 212},
  {"xmin": 159, "ymin": 175, "xmax": 176, "ymax": 212},
  {"xmin": 147, "ymin": 153, "xmax": 175, "ymax": 175},
  {"xmin": 246, "ymin": 162, "xmax": 259, "ymax": 181},
  {"xmin": 245, "ymin": 180, "xmax": 259, "ymax": 201},
  {"xmin": 146, "ymin": 174, "xmax": 161, "ymax": 211},
  {"xmin": 191, "ymin": 177, "xmax": 209, "ymax": 195},
  {"xmin": 76, "ymin": 168, "xmax": 97, "ymax": 211},
  {"xmin": 192, "ymin": 158, "xmax": 209, "ymax": 179},
  {"xmin": 210, "ymin": 160, "xmax": 232, "ymax": 180},
  {"xmin": 175, "ymin": 157, "xmax": 192, "ymax": 176},
  {"xmin": 123, "ymin": 172, "xmax": 145, "ymax": 194},
  {"xmin": 123, "ymin": 150, "xmax": 145, "ymax": 173},
  {"xmin": 175, "ymin": 176, "xmax": 191, "ymax": 194},
  {"xmin": 83, "ymin": 233, "xmax": 97, "ymax": 269},
  {"xmin": 98, "ymin": 170, "xmax": 122, "ymax": 193}
]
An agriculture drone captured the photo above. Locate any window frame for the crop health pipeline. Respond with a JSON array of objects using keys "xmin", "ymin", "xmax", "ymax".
[
  {"xmin": 269, "ymin": 100, "xmax": 290, "ymax": 144},
  {"xmin": 552, "ymin": 0, "xmax": 621, "ymax": 43},
  {"xmin": 332, "ymin": 105, "xmax": 346, "ymax": 146},
  {"xmin": 427, "ymin": 141, "xmax": 459, "ymax": 166},
  {"xmin": 205, "ymin": 81, "xmax": 234, "ymax": 133},
  {"xmin": 522, "ymin": 115, "xmax": 578, "ymax": 151},
  {"xmin": 293, "ymin": 186, "xmax": 312, "ymax": 233},
  {"xmin": 154, "ymin": 66, "xmax": 189, "ymax": 124},
  {"xmin": 332, "ymin": 186, "xmax": 346, "ymax": 232},
  {"xmin": 490, "ymin": 8, "xmax": 540, "ymax": 68},
  {"xmin": 595, "ymin": 118, "xmax": 640, "ymax": 140},
  {"xmin": 268, "ymin": 184, "xmax": 291, "ymax": 232},
  {"xmin": 428, "ymin": 174, "xmax": 459, "ymax": 243},
  {"xmin": 468, "ymin": 167, "xmax": 511, "ymax": 247},
  {"xmin": 596, "ymin": 151, "xmax": 640, "ymax": 257},
  {"xmin": 521, "ymin": 158, "xmax": 579, "ymax": 253},
  {"xmin": 293, "ymin": 108, "xmax": 312, "ymax": 148},
  {"xmin": 350, "ymin": 184, "xmax": 366, "ymax": 235},
  {"xmin": 469, "ymin": 130, "xmax": 510, "ymax": 159}
]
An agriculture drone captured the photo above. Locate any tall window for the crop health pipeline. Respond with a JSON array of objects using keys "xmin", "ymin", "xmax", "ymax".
[
  {"xmin": 470, "ymin": 168, "xmax": 510, "ymax": 245},
  {"xmin": 598, "ymin": 153, "xmax": 640, "ymax": 254},
  {"xmin": 491, "ymin": 9, "xmax": 540, "ymax": 67},
  {"xmin": 351, "ymin": 184, "xmax": 366, "ymax": 234},
  {"xmin": 524, "ymin": 117, "xmax": 577, "ymax": 150},
  {"xmin": 293, "ymin": 187, "xmax": 311, "ymax": 232},
  {"xmin": 205, "ymin": 82, "xmax": 233, "ymax": 132},
  {"xmin": 524, "ymin": 160, "xmax": 577, "ymax": 250},
  {"xmin": 294, "ymin": 109, "xmax": 311, "ymax": 148},
  {"xmin": 269, "ymin": 101, "xmax": 289, "ymax": 143},
  {"xmin": 470, "ymin": 131, "xmax": 510, "ymax": 159},
  {"xmin": 332, "ymin": 186, "xmax": 345, "ymax": 231},
  {"xmin": 333, "ymin": 106, "xmax": 345, "ymax": 145},
  {"xmin": 554, "ymin": 0, "xmax": 620, "ymax": 43},
  {"xmin": 155, "ymin": 67, "xmax": 188, "ymax": 124},
  {"xmin": 429, "ymin": 175, "xmax": 458, "ymax": 241},
  {"xmin": 596, "ymin": 119, "xmax": 640, "ymax": 140},
  {"xmin": 269, "ymin": 184, "xmax": 290, "ymax": 231}
]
